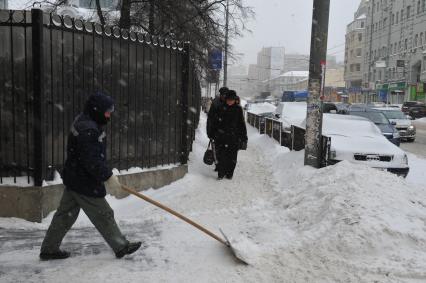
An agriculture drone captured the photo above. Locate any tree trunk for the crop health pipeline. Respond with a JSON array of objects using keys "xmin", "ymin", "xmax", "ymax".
[
  {"xmin": 95, "ymin": 0, "xmax": 105, "ymax": 26},
  {"xmin": 149, "ymin": 0, "xmax": 155, "ymax": 34},
  {"xmin": 119, "ymin": 0, "xmax": 131, "ymax": 29}
]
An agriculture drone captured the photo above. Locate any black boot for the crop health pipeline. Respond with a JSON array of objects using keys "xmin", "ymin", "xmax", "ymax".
[
  {"xmin": 40, "ymin": 250, "xmax": 70, "ymax": 261},
  {"xmin": 115, "ymin": 242, "xmax": 142, "ymax": 258}
]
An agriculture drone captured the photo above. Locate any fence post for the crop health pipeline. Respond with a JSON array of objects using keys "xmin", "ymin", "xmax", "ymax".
[
  {"xmin": 180, "ymin": 42, "xmax": 190, "ymax": 164},
  {"xmin": 32, "ymin": 9, "xmax": 46, "ymax": 186}
]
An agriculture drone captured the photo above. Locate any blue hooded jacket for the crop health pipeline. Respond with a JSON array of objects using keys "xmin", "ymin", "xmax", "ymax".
[{"xmin": 62, "ymin": 93, "xmax": 114, "ymax": 197}]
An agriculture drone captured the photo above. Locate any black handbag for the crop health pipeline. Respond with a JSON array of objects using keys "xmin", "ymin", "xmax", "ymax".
[
  {"xmin": 239, "ymin": 140, "xmax": 247, "ymax": 150},
  {"xmin": 203, "ymin": 141, "xmax": 215, "ymax": 165}
]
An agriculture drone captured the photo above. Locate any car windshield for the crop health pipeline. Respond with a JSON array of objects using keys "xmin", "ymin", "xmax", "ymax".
[
  {"xmin": 351, "ymin": 112, "xmax": 389, "ymax": 125},
  {"xmin": 381, "ymin": 110, "xmax": 406, "ymax": 120}
]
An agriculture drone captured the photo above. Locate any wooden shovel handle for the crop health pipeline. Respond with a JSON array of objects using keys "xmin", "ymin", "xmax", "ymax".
[{"xmin": 121, "ymin": 185, "xmax": 228, "ymax": 246}]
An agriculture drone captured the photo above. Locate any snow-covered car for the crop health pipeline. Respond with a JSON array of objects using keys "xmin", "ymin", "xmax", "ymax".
[
  {"xmin": 247, "ymin": 102, "xmax": 276, "ymax": 115},
  {"xmin": 322, "ymin": 114, "xmax": 409, "ymax": 177},
  {"xmin": 273, "ymin": 102, "xmax": 307, "ymax": 131},
  {"xmin": 373, "ymin": 107, "xmax": 416, "ymax": 142}
]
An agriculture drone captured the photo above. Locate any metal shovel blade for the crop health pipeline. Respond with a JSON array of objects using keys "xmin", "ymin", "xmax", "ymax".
[{"xmin": 219, "ymin": 228, "xmax": 249, "ymax": 265}]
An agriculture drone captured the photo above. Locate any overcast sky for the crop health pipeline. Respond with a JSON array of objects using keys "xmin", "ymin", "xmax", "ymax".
[{"xmin": 232, "ymin": 0, "xmax": 361, "ymax": 65}]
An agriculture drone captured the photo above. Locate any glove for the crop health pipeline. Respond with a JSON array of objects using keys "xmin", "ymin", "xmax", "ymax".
[
  {"xmin": 240, "ymin": 141, "xmax": 247, "ymax": 150},
  {"xmin": 104, "ymin": 175, "xmax": 122, "ymax": 193}
]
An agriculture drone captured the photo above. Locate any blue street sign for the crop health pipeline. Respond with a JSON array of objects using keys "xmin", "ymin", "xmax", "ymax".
[{"xmin": 209, "ymin": 49, "xmax": 222, "ymax": 70}]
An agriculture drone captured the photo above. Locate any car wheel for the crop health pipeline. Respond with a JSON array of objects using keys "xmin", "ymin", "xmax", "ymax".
[{"xmin": 407, "ymin": 138, "xmax": 415, "ymax": 143}]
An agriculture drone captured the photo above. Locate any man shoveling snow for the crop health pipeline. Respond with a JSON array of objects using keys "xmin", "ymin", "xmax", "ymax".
[{"xmin": 40, "ymin": 93, "xmax": 141, "ymax": 260}]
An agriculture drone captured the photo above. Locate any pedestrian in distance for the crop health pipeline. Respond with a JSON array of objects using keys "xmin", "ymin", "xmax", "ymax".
[
  {"xmin": 40, "ymin": 93, "xmax": 141, "ymax": 261},
  {"xmin": 212, "ymin": 90, "xmax": 248, "ymax": 180},
  {"xmin": 206, "ymin": 86, "xmax": 229, "ymax": 140},
  {"xmin": 207, "ymin": 86, "xmax": 229, "ymax": 172}
]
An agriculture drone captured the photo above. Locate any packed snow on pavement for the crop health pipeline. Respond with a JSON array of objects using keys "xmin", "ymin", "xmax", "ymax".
[{"xmin": 1, "ymin": 114, "xmax": 426, "ymax": 282}]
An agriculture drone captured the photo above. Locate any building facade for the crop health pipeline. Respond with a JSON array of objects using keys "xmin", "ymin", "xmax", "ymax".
[
  {"xmin": 262, "ymin": 71, "xmax": 309, "ymax": 97},
  {"xmin": 363, "ymin": 0, "xmax": 426, "ymax": 103},
  {"xmin": 344, "ymin": 0, "xmax": 368, "ymax": 89},
  {"xmin": 282, "ymin": 53, "xmax": 309, "ymax": 73},
  {"xmin": 256, "ymin": 47, "xmax": 285, "ymax": 82}
]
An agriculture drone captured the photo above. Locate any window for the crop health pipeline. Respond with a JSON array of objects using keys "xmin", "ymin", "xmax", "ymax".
[
  {"xmin": 358, "ymin": 33, "xmax": 363, "ymax": 42},
  {"xmin": 361, "ymin": 21, "xmax": 365, "ymax": 28},
  {"xmin": 390, "ymin": 44, "xmax": 393, "ymax": 54},
  {"xmin": 418, "ymin": 1, "xmax": 421, "ymax": 14},
  {"xmin": 423, "ymin": 0, "xmax": 426, "ymax": 12},
  {"xmin": 392, "ymin": 13, "xmax": 395, "ymax": 25},
  {"xmin": 421, "ymin": 33, "xmax": 424, "ymax": 46},
  {"xmin": 396, "ymin": 11, "xmax": 399, "ymax": 24},
  {"xmin": 356, "ymin": 48, "xmax": 362, "ymax": 57},
  {"xmin": 405, "ymin": 38, "xmax": 408, "ymax": 50},
  {"xmin": 415, "ymin": 34, "xmax": 419, "ymax": 47},
  {"xmin": 401, "ymin": 9, "xmax": 404, "ymax": 22},
  {"xmin": 0, "ymin": 0, "xmax": 6, "ymax": 9},
  {"xmin": 407, "ymin": 6, "xmax": 411, "ymax": 18},
  {"xmin": 383, "ymin": 17, "xmax": 387, "ymax": 27},
  {"xmin": 356, "ymin": 64, "xmax": 361, "ymax": 72}
]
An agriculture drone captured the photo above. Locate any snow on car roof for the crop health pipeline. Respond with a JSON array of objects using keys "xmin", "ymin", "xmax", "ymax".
[
  {"xmin": 275, "ymin": 102, "xmax": 307, "ymax": 126},
  {"xmin": 322, "ymin": 114, "xmax": 383, "ymax": 137},
  {"xmin": 247, "ymin": 102, "xmax": 276, "ymax": 115}
]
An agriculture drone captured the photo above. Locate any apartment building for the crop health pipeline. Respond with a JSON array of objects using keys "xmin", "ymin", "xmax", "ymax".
[{"xmin": 363, "ymin": 0, "xmax": 426, "ymax": 103}]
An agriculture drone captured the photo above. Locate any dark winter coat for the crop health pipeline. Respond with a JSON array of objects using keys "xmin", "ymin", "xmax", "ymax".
[
  {"xmin": 207, "ymin": 96, "xmax": 224, "ymax": 139},
  {"xmin": 212, "ymin": 103, "xmax": 247, "ymax": 149},
  {"xmin": 61, "ymin": 94, "xmax": 114, "ymax": 198}
]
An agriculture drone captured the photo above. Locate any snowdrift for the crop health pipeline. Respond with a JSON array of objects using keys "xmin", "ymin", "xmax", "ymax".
[{"xmin": 249, "ymin": 132, "xmax": 426, "ymax": 282}]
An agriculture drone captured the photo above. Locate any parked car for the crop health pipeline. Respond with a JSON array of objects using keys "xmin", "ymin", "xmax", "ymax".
[
  {"xmin": 401, "ymin": 101, "xmax": 425, "ymax": 115},
  {"xmin": 347, "ymin": 108, "xmax": 401, "ymax": 146},
  {"xmin": 247, "ymin": 102, "xmax": 277, "ymax": 132},
  {"xmin": 373, "ymin": 107, "xmax": 416, "ymax": 142},
  {"xmin": 274, "ymin": 102, "xmax": 307, "ymax": 131},
  {"xmin": 322, "ymin": 114, "xmax": 409, "ymax": 177},
  {"xmin": 408, "ymin": 105, "xmax": 426, "ymax": 119}
]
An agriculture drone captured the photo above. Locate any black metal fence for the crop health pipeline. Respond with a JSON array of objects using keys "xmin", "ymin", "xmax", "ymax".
[
  {"xmin": 247, "ymin": 111, "xmax": 331, "ymax": 167},
  {"xmin": 0, "ymin": 9, "xmax": 201, "ymax": 186}
]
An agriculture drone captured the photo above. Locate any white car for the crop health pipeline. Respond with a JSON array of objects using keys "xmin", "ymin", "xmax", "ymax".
[
  {"xmin": 274, "ymin": 102, "xmax": 307, "ymax": 131},
  {"xmin": 373, "ymin": 107, "xmax": 416, "ymax": 142},
  {"xmin": 322, "ymin": 114, "xmax": 409, "ymax": 177}
]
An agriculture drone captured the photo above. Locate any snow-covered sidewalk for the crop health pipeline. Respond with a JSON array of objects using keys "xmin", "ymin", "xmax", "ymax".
[{"xmin": 1, "ymin": 114, "xmax": 426, "ymax": 283}]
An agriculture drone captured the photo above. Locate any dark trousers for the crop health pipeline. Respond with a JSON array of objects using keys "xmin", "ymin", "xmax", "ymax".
[
  {"xmin": 216, "ymin": 146, "xmax": 238, "ymax": 178},
  {"xmin": 41, "ymin": 189, "xmax": 128, "ymax": 254}
]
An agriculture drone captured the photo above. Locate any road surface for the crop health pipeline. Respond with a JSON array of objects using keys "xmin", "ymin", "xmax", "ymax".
[{"xmin": 401, "ymin": 121, "xmax": 426, "ymax": 158}]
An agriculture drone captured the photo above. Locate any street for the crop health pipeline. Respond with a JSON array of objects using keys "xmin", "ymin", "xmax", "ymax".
[{"xmin": 401, "ymin": 121, "xmax": 426, "ymax": 158}]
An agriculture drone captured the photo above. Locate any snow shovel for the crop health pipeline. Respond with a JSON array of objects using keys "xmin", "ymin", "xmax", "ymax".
[{"xmin": 121, "ymin": 184, "xmax": 248, "ymax": 265}]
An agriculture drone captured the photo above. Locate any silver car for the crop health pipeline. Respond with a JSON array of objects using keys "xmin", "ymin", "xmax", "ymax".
[{"xmin": 374, "ymin": 108, "xmax": 416, "ymax": 142}]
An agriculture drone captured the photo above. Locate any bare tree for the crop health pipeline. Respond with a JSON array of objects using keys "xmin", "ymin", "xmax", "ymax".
[{"xmin": 40, "ymin": 0, "xmax": 253, "ymax": 73}]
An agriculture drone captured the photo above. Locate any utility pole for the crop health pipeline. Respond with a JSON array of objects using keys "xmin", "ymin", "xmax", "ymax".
[
  {"xmin": 223, "ymin": 0, "xmax": 229, "ymax": 87},
  {"xmin": 304, "ymin": 0, "xmax": 331, "ymax": 168}
]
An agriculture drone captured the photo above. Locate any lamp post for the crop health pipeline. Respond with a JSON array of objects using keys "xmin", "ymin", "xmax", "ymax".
[
  {"xmin": 223, "ymin": 0, "xmax": 229, "ymax": 87},
  {"xmin": 304, "ymin": 0, "xmax": 331, "ymax": 168}
]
